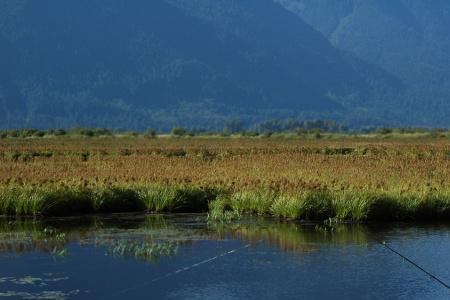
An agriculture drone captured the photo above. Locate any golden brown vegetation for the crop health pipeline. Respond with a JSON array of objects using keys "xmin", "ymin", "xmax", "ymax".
[{"xmin": 1, "ymin": 136, "xmax": 450, "ymax": 220}]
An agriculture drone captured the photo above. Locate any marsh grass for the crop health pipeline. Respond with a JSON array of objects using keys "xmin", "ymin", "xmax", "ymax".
[
  {"xmin": 91, "ymin": 187, "xmax": 144, "ymax": 213},
  {"xmin": 138, "ymin": 186, "xmax": 178, "ymax": 212},
  {"xmin": 208, "ymin": 194, "xmax": 241, "ymax": 222},
  {"xmin": 138, "ymin": 185, "xmax": 220, "ymax": 213},
  {"xmin": 2, "ymin": 185, "xmax": 450, "ymax": 221},
  {"xmin": 207, "ymin": 188, "xmax": 450, "ymax": 222},
  {"xmin": 0, "ymin": 185, "xmax": 223, "ymax": 217},
  {"xmin": 2, "ymin": 138, "xmax": 450, "ymax": 221},
  {"xmin": 414, "ymin": 193, "xmax": 450, "ymax": 220},
  {"xmin": 0, "ymin": 186, "xmax": 92, "ymax": 216},
  {"xmin": 230, "ymin": 189, "xmax": 277, "ymax": 215}
]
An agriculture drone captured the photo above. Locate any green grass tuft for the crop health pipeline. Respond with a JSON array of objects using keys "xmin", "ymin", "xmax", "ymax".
[
  {"xmin": 270, "ymin": 190, "xmax": 334, "ymax": 220},
  {"xmin": 230, "ymin": 189, "xmax": 276, "ymax": 215},
  {"xmin": 138, "ymin": 185, "xmax": 219, "ymax": 213}
]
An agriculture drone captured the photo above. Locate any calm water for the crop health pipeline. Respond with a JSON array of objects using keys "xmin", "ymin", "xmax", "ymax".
[{"xmin": 0, "ymin": 215, "xmax": 449, "ymax": 300}]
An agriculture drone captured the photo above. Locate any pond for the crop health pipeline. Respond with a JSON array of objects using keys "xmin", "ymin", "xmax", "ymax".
[{"xmin": 0, "ymin": 215, "xmax": 449, "ymax": 300}]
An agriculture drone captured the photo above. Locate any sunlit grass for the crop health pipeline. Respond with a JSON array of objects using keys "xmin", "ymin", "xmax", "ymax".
[{"xmin": 1, "ymin": 137, "xmax": 450, "ymax": 221}]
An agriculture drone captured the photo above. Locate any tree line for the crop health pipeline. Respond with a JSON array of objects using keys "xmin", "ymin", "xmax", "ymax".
[{"xmin": 1, "ymin": 119, "xmax": 449, "ymax": 139}]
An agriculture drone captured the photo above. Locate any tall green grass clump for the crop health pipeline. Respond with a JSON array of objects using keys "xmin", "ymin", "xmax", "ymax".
[
  {"xmin": 333, "ymin": 190, "xmax": 420, "ymax": 221},
  {"xmin": 333, "ymin": 190, "xmax": 450, "ymax": 221},
  {"xmin": 208, "ymin": 194, "xmax": 241, "ymax": 222},
  {"xmin": 412, "ymin": 192, "xmax": 450, "ymax": 220},
  {"xmin": 230, "ymin": 189, "xmax": 277, "ymax": 215},
  {"xmin": 92, "ymin": 187, "xmax": 145, "ymax": 213},
  {"xmin": 271, "ymin": 190, "xmax": 334, "ymax": 220},
  {"xmin": 0, "ymin": 186, "xmax": 45, "ymax": 216},
  {"xmin": 138, "ymin": 185, "xmax": 220, "ymax": 213},
  {"xmin": 0, "ymin": 185, "xmax": 222, "ymax": 217},
  {"xmin": 39, "ymin": 188, "xmax": 93, "ymax": 216},
  {"xmin": 333, "ymin": 190, "xmax": 381, "ymax": 221},
  {"xmin": 207, "ymin": 189, "xmax": 278, "ymax": 221},
  {"xmin": 0, "ymin": 186, "xmax": 93, "ymax": 216}
]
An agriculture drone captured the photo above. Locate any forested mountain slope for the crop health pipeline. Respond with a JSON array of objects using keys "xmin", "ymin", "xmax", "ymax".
[
  {"xmin": 277, "ymin": 0, "xmax": 450, "ymax": 126},
  {"xmin": 0, "ymin": 0, "xmax": 413, "ymax": 129}
]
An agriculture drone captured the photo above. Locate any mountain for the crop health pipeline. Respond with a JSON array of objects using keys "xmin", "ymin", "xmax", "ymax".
[
  {"xmin": 0, "ymin": 0, "xmax": 401, "ymax": 130},
  {"xmin": 276, "ymin": 0, "xmax": 450, "ymax": 126}
]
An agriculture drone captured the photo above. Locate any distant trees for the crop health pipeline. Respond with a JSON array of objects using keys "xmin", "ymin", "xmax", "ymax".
[
  {"xmin": 373, "ymin": 127, "xmax": 448, "ymax": 136},
  {"xmin": 171, "ymin": 127, "xmax": 187, "ymax": 137},
  {"xmin": 68, "ymin": 128, "xmax": 112, "ymax": 137},
  {"xmin": 0, "ymin": 123, "xmax": 448, "ymax": 139},
  {"xmin": 258, "ymin": 119, "xmax": 346, "ymax": 133},
  {"xmin": 0, "ymin": 127, "xmax": 113, "ymax": 138},
  {"xmin": 0, "ymin": 129, "xmax": 46, "ymax": 138}
]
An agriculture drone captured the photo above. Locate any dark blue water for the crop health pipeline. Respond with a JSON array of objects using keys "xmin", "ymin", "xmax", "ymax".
[{"xmin": 0, "ymin": 215, "xmax": 449, "ymax": 300}]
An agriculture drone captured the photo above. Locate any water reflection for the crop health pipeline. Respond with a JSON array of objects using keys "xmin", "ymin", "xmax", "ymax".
[
  {"xmin": 0, "ymin": 215, "xmax": 196, "ymax": 263},
  {"xmin": 0, "ymin": 215, "xmax": 376, "ymax": 260},
  {"xmin": 1, "ymin": 216, "xmax": 450, "ymax": 300},
  {"xmin": 214, "ymin": 221, "xmax": 371, "ymax": 253}
]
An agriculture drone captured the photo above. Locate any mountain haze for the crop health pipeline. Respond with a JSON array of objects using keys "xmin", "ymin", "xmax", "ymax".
[
  {"xmin": 1, "ymin": 0, "xmax": 448, "ymax": 129},
  {"xmin": 277, "ymin": 0, "xmax": 450, "ymax": 126}
]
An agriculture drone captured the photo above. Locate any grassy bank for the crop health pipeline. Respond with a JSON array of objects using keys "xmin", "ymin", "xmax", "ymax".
[
  {"xmin": 0, "ymin": 185, "xmax": 220, "ymax": 217},
  {"xmin": 1, "ymin": 137, "xmax": 450, "ymax": 221},
  {"xmin": 1, "ymin": 184, "xmax": 449, "ymax": 221}
]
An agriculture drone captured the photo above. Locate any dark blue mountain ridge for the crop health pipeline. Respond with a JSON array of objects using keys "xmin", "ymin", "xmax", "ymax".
[
  {"xmin": 278, "ymin": 0, "xmax": 450, "ymax": 127},
  {"xmin": 0, "ymin": 0, "xmax": 401, "ymax": 129}
]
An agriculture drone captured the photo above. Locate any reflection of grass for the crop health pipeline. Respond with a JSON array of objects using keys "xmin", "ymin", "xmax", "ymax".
[
  {"xmin": 106, "ymin": 240, "xmax": 177, "ymax": 263},
  {"xmin": 0, "ymin": 220, "xmax": 68, "ymax": 256},
  {"xmin": 209, "ymin": 220, "xmax": 371, "ymax": 253},
  {"xmin": 0, "ymin": 216, "xmax": 191, "ymax": 263},
  {"xmin": 0, "ymin": 215, "xmax": 410, "ymax": 260}
]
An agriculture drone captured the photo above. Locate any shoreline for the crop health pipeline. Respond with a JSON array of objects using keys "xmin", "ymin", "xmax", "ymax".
[{"xmin": 1, "ymin": 184, "xmax": 449, "ymax": 221}]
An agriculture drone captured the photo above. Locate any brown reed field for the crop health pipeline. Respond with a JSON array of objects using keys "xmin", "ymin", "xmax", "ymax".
[{"xmin": 1, "ymin": 136, "xmax": 450, "ymax": 221}]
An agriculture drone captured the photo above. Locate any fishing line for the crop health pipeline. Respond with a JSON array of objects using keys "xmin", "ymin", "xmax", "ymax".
[
  {"xmin": 102, "ymin": 239, "xmax": 262, "ymax": 299},
  {"xmin": 372, "ymin": 235, "xmax": 450, "ymax": 292}
]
